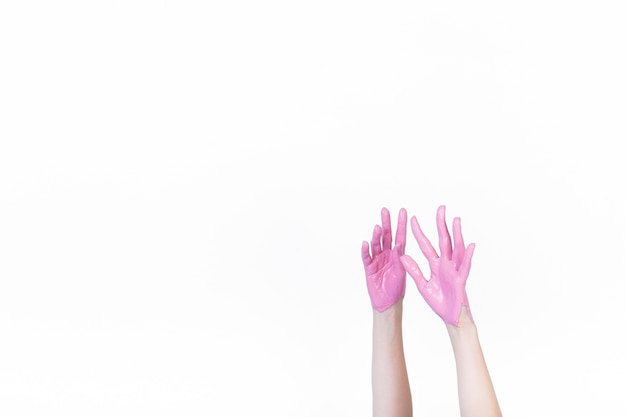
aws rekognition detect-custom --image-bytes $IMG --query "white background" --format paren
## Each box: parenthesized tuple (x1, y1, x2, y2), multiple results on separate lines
(1, 1, 625, 416)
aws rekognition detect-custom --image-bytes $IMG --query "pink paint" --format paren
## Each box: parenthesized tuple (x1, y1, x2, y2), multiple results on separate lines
(400, 205, 475, 326)
(361, 208, 408, 312)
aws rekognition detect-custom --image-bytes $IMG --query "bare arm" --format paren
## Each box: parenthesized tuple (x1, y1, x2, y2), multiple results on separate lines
(447, 307, 502, 417)
(372, 302, 412, 417)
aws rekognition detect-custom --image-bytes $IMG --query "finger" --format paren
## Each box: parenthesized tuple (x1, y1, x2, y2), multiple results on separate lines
(411, 216, 438, 260)
(437, 205, 452, 260)
(452, 217, 465, 268)
(459, 243, 475, 281)
(401, 255, 428, 292)
(361, 241, 372, 267)
(381, 207, 392, 251)
(371, 225, 383, 257)
(394, 208, 408, 253)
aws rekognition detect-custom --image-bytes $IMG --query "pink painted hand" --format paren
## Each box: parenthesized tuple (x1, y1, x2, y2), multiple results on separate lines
(400, 206, 475, 326)
(361, 208, 408, 312)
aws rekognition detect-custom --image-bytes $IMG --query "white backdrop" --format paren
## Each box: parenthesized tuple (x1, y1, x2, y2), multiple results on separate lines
(1, 1, 625, 416)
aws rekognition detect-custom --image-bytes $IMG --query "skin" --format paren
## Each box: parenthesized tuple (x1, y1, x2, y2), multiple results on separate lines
(372, 302, 412, 417)
(446, 307, 502, 417)
(362, 208, 412, 417)
(362, 205, 502, 417)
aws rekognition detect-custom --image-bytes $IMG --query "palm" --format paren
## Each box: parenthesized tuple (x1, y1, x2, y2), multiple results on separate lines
(419, 256, 470, 323)
(365, 248, 406, 309)
(400, 206, 475, 326)
(361, 208, 407, 312)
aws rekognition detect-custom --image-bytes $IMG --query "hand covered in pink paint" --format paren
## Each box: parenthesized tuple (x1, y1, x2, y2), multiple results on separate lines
(400, 206, 475, 326)
(361, 208, 408, 312)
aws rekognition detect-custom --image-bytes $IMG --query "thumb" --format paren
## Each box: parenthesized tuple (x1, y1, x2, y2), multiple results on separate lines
(400, 254, 427, 292)
(459, 243, 475, 282)
(392, 245, 407, 276)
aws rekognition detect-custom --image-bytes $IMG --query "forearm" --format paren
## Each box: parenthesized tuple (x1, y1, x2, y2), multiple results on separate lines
(446, 308, 501, 417)
(372, 302, 412, 417)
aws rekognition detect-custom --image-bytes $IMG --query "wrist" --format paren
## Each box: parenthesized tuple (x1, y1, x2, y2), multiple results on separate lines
(445, 306, 475, 336)
(373, 300, 403, 322)
(373, 301, 404, 344)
